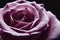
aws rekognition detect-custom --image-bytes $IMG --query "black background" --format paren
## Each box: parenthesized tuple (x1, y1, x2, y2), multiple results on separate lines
(0, 0, 60, 20)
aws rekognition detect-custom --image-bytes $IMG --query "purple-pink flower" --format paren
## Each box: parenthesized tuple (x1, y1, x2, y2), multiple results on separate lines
(0, 0, 60, 40)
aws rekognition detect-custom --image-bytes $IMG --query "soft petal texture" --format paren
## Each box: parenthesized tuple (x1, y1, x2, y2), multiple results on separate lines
(0, 0, 60, 40)
(46, 11, 60, 40)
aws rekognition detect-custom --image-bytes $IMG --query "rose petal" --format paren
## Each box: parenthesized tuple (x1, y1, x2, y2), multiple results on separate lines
(14, 22, 29, 28)
(28, 3, 49, 32)
(46, 11, 60, 40)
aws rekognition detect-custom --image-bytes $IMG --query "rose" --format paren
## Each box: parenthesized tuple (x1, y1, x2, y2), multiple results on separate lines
(0, 0, 60, 40)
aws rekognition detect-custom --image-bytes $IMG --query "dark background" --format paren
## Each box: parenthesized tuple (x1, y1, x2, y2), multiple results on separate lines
(0, 0, 60, 20)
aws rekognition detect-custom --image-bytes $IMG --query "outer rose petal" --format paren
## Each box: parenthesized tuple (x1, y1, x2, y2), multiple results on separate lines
(0, 8, 3, 40)
(46, 11, 60, 40)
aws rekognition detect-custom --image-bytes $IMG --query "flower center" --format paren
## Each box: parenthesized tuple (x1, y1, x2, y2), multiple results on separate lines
(11, 8, 34, 22)
(12, 10, 24, 20)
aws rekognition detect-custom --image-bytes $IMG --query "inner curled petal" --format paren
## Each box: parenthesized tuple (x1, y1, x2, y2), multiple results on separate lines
(11, 8, 34, 22)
